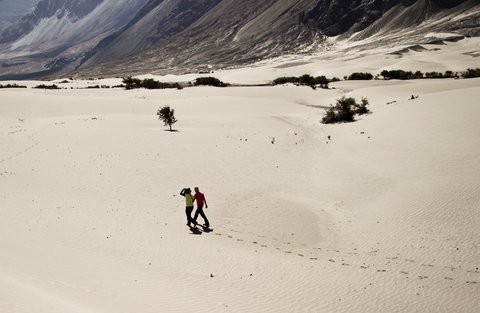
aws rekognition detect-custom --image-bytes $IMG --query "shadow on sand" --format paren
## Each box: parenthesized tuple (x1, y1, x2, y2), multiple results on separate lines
(189, 226, 202, 235)
(189, 225, 213, 235)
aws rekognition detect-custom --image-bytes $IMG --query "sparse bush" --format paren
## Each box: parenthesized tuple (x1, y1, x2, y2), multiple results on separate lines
(322, 96, 370, 124)
(413, 71, 424, 79)
(273, 76, 299, 85)
(425, 71, 444, 79)
(157, 106, 177, 131)
(299, 74, 316, 87)
(354, 97, 370, 115)
(322, 107, 338, 124)
(273, 74, 329, 89)
(0, 83, 27, 89)
(122, 77, 183, 90)
(33, 84, 60, 89)
(380, 69, 464, 80)
(444, 70, 456, 78)
(122, 77, 142, 90)
(194, 77, 228, 87)
(315, 75, 330, 88)
(462, 68, 480, 78)
(347, 72, 373, 80)
(381, 70, 419, 80)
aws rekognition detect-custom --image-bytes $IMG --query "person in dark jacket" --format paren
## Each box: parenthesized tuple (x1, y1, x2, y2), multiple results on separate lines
(193, 187, 209, 228)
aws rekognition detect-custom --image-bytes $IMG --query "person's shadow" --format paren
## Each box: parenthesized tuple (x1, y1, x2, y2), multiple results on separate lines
(189, 226, 202, 235)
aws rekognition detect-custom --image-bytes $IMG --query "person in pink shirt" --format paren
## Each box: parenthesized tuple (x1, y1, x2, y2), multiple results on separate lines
(193, 187, 209, 228)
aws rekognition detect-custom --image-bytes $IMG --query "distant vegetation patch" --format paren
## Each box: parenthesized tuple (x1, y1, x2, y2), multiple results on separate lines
(82, 85, 111, 89)
(194, 77, 229, 87)
(273, 74, 330, 89)
(462, 68, 480, 78)
(122, 77, 183, 90)
(380, 70, 424, 80)
(322, 97, 370, 124)
(346, 72, 373, 80)
(33, 84, 61, 89)
(424, 71, 456, 79)
(380, 68, 480, 80)
(0, 83, 27, 89)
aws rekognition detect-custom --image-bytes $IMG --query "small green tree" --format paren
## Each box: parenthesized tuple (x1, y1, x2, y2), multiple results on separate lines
(157, 106, 177, 131)
(194, 77, 228, 87)
(354, 97, 370, 115)
(322, 97, 370, 124)
(122, 76, 142, 89)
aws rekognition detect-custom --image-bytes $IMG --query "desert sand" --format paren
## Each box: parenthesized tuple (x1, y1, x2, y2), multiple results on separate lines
(0, 37, 479, 312)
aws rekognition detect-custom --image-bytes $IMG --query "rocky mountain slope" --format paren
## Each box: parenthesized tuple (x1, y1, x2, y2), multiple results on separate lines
(0, 0, 149, 79)
(0, 0, 479, 79)
(76, 0, 480, 77)
(0, 0, 41, 31)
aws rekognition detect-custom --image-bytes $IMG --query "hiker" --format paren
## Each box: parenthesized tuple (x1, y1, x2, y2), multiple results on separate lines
(193, 187, 210, 228)
(180, 188, 195, 227)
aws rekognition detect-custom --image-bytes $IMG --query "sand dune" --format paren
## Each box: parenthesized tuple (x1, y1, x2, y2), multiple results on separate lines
(1, 44, 480, 312)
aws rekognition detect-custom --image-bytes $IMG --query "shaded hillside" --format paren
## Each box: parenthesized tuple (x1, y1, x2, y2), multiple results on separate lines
(77, 0, 327, 76)
(352, 0, 480, 42)
(0, 0, 478, 79)
(74, 0, 479, 78)
(80, 0, 223, 68)
(0, 0, 104, 44)
(0, 0, 149, 79)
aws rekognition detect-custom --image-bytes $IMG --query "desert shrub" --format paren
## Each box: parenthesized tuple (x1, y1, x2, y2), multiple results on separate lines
(353, 97, 370, 115)
(315, 76, 330, 88)
(322, 107, 338, 124)
(141, 78, 180, 89)
(444, 70, 456, 78)
(157, 106, 177, 131)
(381, 70, 418, 80)
(413, 71, 424, 79)
(194, 77, 228, 87)
(299, 74, 316, 86)
(33, 84, 60, 89)
(273, 76, 299, 85)
(322, 96, 370, 124)
(122, 77, 142, 89)
(347, 72, 373, 80)
(0, 83, 27, 89)
(381, 69, 463, 80)
(273, 74, 329, 89)
(425, 71, 444, 78)
(122, 77, 183, 90)
(140, 78, 161, 89)
(462, 68, 480, 78)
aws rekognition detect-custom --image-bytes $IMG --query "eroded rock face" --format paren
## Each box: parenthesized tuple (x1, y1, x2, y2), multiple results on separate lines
(299, 0, 471, 36)
(0, 0, 104, 43)
(0, 0, 478, 79)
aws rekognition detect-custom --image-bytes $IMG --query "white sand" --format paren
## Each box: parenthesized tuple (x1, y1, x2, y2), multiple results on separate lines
(1, 38, 479, 312)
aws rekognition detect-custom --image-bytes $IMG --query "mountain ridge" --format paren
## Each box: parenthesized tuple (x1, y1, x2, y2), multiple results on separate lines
(0, 0, 479, 79)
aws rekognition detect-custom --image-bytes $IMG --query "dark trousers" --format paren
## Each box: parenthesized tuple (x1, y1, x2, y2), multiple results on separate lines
(186, 206, 194, 226)
(193, 205, 209, 228)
